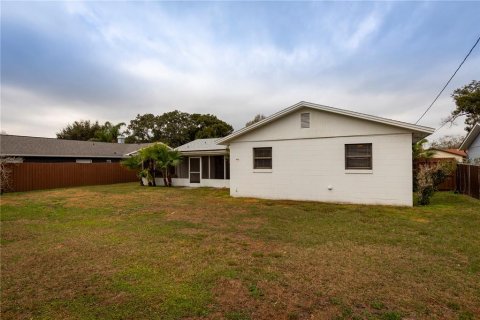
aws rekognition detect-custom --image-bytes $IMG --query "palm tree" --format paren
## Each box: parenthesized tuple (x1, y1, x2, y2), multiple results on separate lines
(120, 154, 144, 186)
(122, 143, 182, 187)
(412, 138, 434, 160)
(156, 148, 182, 187)
(93, 122, 126, 143)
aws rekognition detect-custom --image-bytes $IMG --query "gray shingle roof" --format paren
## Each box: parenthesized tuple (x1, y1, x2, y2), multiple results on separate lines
(0, 134, 153, 158)
(176, 138, 227, 152)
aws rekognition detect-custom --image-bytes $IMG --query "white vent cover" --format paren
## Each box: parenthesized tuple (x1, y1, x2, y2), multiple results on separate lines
(301, 112, 310, 128)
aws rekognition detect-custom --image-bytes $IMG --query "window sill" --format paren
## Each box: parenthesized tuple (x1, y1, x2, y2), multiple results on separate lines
(345, 169, 373, 174)
(253, 169, 273, 173)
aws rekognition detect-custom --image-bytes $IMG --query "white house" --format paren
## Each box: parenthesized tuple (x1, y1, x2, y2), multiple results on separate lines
(158, 139, 230, 188)
(459, 123, 480, 163)
(214, 101, 434, 206)
(430, 148, 466, 162)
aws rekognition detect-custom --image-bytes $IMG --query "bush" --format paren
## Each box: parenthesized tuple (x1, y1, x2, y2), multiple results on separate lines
(416, 162, 455, 205)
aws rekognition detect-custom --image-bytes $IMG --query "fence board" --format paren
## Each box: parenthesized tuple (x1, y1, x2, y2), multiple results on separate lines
(4, 163, 138, 193)
(456, 164, 480, 199)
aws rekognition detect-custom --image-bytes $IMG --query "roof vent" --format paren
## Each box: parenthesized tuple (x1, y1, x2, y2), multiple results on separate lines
(301, 112, 310, 128)
(117, 135, 125, 144)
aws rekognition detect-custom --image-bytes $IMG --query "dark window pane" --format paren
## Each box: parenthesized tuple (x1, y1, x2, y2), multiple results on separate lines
(346, 144, 371, 157)
(253, 147, 272, 158)
(346, 157, 371, 169)
(202, 156, 209, 179)
(254, 158, 272, 169)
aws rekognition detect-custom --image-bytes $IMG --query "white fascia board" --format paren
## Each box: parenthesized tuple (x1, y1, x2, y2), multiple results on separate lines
(459, 123, 480, 150)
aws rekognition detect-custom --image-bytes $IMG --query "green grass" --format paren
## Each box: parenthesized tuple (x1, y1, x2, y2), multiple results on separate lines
(1, 184, 479, 319)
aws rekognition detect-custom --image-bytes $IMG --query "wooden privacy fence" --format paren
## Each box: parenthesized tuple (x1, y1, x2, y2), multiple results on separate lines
(3, 162, 138, 193)
(413, 158, 457, 191)
(456, 164, 480, 200)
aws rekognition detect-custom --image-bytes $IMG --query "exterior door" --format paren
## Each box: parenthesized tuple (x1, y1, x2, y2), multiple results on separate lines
(189, 157, 201, 183)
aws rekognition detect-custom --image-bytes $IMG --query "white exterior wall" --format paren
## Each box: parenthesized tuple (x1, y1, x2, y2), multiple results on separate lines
(228, 108, 414, 206)
(467, 134, 480, 162)
(431, 150, 465, 162)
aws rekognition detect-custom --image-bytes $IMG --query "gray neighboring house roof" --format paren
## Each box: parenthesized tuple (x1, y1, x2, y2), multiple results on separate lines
(175, 138, 227, 155)
(0, 134, 153, 158)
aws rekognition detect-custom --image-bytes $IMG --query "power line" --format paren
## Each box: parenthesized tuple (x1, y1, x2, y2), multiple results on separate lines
(415, 34, 480, 125)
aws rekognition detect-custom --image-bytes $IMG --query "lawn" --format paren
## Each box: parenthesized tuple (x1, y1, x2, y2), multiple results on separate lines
(1, 184, 479, 320)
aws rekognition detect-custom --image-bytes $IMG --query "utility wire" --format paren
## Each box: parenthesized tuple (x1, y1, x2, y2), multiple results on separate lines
(415, 34, 480, 125)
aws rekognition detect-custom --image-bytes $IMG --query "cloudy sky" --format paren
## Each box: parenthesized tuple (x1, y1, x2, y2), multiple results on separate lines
(1, 1, 479, 140)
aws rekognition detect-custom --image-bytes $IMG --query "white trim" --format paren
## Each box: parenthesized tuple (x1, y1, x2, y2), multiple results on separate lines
(217, 101, 435, 144)
(253, 169, 272, 173)
(178, 150, 228, 156)
(345, 170, 373, 174)
(459, 123, 480, 150)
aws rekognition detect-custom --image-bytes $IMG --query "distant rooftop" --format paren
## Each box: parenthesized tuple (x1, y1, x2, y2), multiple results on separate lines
(0, 134, 153, 158)
(176, 138, 227, 152)
(431, 148, 467, 157)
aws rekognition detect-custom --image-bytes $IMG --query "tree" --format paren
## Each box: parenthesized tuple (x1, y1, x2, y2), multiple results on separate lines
(156, 110, 194, 148)
(120, 154, 144, 186)
(0, 158, 15, 193)
(412, 138, 434, 160)
(122, 143, 183, 187)
(416, 162, 455, 205)
(93, 122, 126, 143)
(56, 120, 101, 141)
(153, 145, 182, 187)
(245, 114, 266, 127)
(430, 135, 465, 149)
(125, 113, 157, 143)
(443, 80, 480, 132)
(190, 113, 233, 140)
(126, 111, 234, 147)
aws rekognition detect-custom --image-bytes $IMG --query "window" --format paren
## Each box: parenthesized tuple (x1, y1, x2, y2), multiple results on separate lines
(106, 160, 112, 163)
(76, 159, 92, 163)
(253, 147, 272, 169)
(345, 144, 372, 170)
(301, 112, 310, 128)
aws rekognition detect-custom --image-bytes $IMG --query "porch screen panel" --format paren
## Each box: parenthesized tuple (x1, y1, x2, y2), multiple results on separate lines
(209, 155, 225, 179)
(176, 158, 189, 178)
(202, 156, 209, 179)
(225, 157, 230, 179)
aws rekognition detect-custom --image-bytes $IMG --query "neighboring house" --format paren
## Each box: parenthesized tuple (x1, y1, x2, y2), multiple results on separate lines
(430, 148, 466, 162)
(0, 134, 152, 162)
(459, 123, 480, 163)
(162, 139, 230, 188)
(212, 101, 434, 206)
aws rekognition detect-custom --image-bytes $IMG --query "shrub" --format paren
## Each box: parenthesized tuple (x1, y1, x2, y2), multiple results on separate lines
(416, 162, 455, 205)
